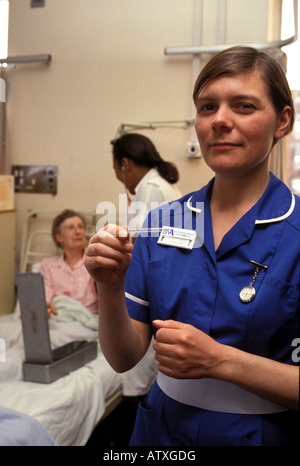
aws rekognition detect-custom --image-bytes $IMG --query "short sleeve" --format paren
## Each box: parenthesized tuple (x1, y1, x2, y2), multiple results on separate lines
(125, 235, 152, 324)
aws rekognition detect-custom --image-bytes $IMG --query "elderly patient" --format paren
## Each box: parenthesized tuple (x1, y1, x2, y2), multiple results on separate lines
(39, 209, 98, 316)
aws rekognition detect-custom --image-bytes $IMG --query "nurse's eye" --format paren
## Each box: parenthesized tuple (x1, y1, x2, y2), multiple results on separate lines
(235, 102, 255, 113)
(197, 103, 217, 114)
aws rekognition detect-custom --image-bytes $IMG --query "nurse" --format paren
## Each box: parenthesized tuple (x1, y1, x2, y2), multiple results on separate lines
(111, 133, 181, 240)
(85, 46, 299, 446)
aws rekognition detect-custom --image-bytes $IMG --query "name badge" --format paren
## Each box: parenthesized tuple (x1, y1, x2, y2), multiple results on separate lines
(157, 226, 197, 250)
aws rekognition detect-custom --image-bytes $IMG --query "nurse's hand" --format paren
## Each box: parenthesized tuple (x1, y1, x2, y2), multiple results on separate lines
(85, 224, 133, 288)
(153, 319, 223, 379)
(153, 320, 300, 411)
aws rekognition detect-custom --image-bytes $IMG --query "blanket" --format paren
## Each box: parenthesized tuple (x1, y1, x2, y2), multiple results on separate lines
(52, 295, 98, 331)
(0, 296, 98, 383)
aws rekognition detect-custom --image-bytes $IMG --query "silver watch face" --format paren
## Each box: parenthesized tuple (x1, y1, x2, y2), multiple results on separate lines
(239, 286, 256, 303)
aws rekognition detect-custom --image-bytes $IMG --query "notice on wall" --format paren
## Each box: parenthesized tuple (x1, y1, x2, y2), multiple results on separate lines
(0, 175, 14, 211)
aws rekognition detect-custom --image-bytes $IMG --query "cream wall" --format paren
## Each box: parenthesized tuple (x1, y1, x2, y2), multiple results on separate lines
(6, 0, 281, 262)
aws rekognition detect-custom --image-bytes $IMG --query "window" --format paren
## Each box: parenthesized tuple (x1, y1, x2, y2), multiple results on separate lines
(0, 0, 9, 60)
(282, 0, 300, 90)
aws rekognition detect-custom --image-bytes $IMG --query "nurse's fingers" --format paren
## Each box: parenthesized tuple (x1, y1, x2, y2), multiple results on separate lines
(101, 223, 130, 240)
(153, 321, 191, 349)
(86, 224, 133, 271)
(90, 224, 130, 243)
(88, 225, 132, 254)
(153, 320, 205, 351)
(86, 239, 132, 266)
(153, 320, 191, 342)
(153, 320, 184, 330)
(85, 228, 133, 286)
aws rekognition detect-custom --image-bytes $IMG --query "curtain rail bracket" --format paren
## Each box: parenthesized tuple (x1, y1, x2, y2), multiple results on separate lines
(0, 54, 51, 65)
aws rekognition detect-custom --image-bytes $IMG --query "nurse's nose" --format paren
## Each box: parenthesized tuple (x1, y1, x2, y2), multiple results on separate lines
(211, 105, 233, 131)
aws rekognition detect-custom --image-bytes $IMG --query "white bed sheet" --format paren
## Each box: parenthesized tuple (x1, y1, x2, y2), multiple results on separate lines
(0, 298, 157, 446)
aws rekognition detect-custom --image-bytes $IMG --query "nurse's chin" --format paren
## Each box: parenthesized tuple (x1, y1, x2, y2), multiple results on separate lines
(208, 160, 268, 179)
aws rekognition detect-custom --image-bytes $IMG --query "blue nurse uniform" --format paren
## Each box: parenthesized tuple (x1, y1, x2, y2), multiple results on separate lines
(125, 173, 300, 446)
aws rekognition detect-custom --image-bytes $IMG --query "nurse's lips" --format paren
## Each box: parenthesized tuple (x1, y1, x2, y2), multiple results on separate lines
(209, 142, 240, 149)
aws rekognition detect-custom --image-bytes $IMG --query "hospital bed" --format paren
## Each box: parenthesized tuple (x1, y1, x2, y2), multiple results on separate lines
(0, 210, 157, 446)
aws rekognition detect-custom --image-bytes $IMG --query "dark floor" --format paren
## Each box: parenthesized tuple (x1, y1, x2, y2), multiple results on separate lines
(85, 397, 142, 447)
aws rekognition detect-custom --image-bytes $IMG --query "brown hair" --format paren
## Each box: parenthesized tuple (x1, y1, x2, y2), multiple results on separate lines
(193, 46, 295, 136)
(52, 209, 86, 248)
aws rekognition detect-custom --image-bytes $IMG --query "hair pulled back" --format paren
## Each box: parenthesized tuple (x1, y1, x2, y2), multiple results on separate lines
(193, 46, 295, 135)
(111, 133, 179, 184)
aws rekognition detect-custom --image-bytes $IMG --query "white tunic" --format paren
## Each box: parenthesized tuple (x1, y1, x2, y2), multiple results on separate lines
(128, 168, 182, 234)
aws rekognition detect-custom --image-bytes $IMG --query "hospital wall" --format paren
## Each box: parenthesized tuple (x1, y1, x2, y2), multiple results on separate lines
(6, 0, 282, 262)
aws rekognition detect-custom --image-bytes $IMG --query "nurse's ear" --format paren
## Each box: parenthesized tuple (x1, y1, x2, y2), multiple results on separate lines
(121, 157, 131, 172)
(274, 105, 292, 144)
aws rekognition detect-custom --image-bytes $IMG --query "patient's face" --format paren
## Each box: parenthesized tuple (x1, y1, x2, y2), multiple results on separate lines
(56, 216, 86, 251)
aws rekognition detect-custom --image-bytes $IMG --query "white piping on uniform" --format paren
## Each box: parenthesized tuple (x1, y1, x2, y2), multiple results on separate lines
(187, 191, 295, 224)
(187, 196, 202, 213)
(125, 292, 149, 307)
(255, 193, 295, 224)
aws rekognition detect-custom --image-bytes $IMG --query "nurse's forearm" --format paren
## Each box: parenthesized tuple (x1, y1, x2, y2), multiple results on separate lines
(215, 344, 299, 412)
(97, 282, 148, 373)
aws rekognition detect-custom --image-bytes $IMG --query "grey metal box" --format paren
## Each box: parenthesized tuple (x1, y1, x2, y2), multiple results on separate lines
(23, 341, 98, 384)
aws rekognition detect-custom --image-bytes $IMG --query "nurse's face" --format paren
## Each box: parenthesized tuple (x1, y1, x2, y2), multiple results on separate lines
(194, 70, 290, 178)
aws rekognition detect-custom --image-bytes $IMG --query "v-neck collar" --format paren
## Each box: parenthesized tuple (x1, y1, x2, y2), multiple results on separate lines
(187, 172, 295, 260)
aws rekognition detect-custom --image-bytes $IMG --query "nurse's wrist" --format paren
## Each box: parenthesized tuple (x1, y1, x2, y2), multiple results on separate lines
(97, 280, 127, 311)
(210, 343, 261, 389)
(207, 343, 240, 383)
(96, 276, 126, 292)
